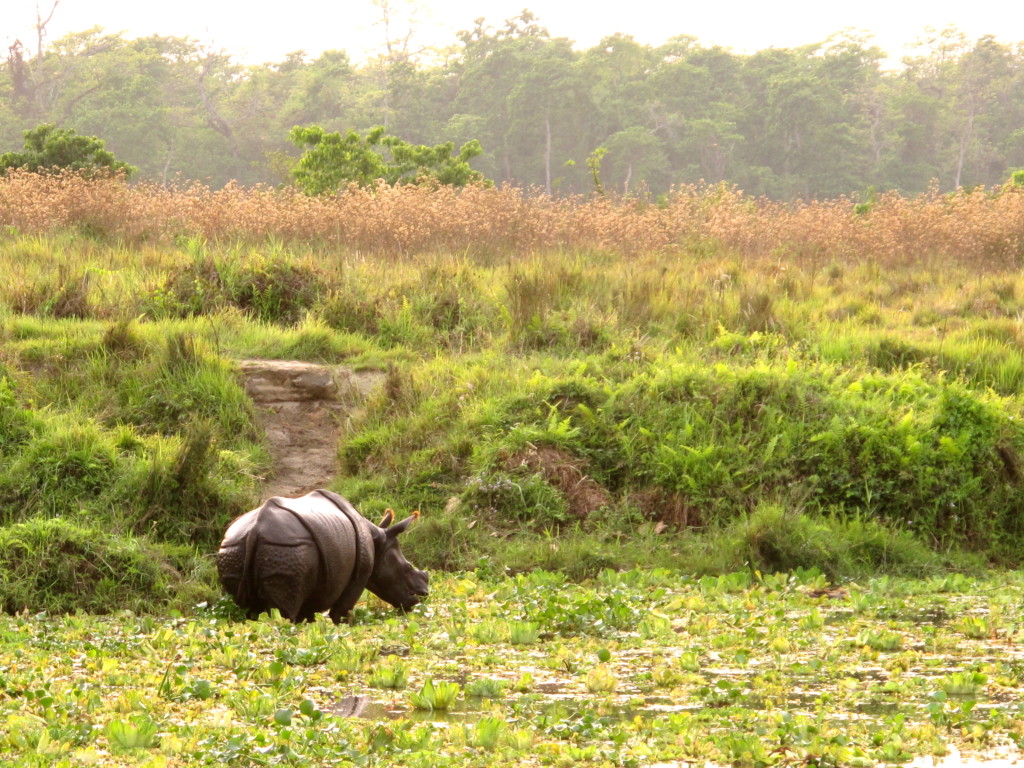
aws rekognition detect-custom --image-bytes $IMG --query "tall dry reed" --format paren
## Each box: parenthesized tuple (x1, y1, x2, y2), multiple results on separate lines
(2, 170, 1023, 268)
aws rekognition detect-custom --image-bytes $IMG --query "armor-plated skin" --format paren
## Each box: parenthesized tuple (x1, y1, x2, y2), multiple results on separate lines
(217, 490, 428, 623)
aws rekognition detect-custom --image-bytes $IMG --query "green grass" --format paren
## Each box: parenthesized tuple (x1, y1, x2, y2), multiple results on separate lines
(8, 197, 1024, 762)
(2, 231, 1024, 609)
(0, 517, 215, 615)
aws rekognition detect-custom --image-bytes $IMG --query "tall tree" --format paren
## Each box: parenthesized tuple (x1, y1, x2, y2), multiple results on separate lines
(3, 15, 1024, 196)
(289, 124, 485, 192)
(0, 122, 135, 175)
(649, 40, 744, 185)
(735, 38, 881, 197)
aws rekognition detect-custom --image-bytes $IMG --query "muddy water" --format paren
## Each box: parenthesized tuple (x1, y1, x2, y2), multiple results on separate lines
(331, 690, 1024, 768)
(330, 690, 694, 722)
(907, 746, 1024, 768)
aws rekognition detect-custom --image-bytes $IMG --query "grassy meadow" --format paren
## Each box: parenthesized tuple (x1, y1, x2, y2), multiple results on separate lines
(3, 174, 1024, 764)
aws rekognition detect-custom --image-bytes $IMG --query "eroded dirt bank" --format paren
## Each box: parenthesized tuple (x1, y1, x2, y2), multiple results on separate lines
(237, 360, 385, 499)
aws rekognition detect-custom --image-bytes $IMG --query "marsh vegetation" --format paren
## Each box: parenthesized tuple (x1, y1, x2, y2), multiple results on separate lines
(4, 570, 1024, 766)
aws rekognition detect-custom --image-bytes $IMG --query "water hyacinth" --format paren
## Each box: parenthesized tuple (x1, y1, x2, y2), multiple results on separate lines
(0, 571, 1023, 765)
(410, 679, 461, 711)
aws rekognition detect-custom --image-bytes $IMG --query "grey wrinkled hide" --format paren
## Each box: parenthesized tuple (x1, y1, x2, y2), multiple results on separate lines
(217, 490, 428, 623)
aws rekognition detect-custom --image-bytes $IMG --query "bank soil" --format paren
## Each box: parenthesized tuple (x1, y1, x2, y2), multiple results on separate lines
(238, 360, 385, 498)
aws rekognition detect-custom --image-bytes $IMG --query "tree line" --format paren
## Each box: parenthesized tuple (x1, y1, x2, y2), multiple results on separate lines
(3, 10, 1023, 198)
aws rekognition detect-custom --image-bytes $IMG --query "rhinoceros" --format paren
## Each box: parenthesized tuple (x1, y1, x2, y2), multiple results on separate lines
(217, 489, 428, 623)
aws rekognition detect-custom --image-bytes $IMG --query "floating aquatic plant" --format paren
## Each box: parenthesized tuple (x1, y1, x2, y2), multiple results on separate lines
(104, 717, 160, 753)
(466, 678, 507, 699)
(410, 679, 461, 711)
(369, 659, 409, 690)
(508, 621, 540, 645)
(855, 630, 903, 652)
(585, 665, 618, 693)
(955, 615, 992, 640)
(468, 716, 507, 748)
(939, 671, 987, 697)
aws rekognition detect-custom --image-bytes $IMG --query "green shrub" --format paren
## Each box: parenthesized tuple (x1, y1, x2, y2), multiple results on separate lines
(0, 412, 256, 545)
(319, 289, 382, 335)
(226, 261, 325, 324)
(7, 268, 95, 319)
(0, 124, 136, 177)
(725, 503, 942, 581)
(461, 470, 569, 526)
(868, 337, 929, 371)
(0, 518, 215, 615)
(0, 422, 118, 517)
(335, 349, 1024, 562)
(149, 254, 325, 324)
(0, 340, 260, 544)
(123, 419, 257, 545)
(115, 333, 259, 440)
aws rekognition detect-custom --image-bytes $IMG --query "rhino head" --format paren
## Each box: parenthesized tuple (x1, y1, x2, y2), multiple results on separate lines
(367, 509, 429, 611)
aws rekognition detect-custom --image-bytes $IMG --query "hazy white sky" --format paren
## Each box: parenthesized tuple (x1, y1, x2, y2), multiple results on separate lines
(4, 0, 1022, 66)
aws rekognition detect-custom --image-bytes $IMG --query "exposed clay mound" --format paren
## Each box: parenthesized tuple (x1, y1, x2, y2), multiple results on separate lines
(238, 360, 385, 499)
(505, 446, 611, 519)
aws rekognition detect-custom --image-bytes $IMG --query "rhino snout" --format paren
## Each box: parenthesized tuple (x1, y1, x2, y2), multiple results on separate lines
(398, 570, 429, 610)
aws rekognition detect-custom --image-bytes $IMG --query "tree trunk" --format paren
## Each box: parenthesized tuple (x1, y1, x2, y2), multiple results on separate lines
(35, 1, 59, 62)
(198, 56, 239, 159)
(544, 112, 552, 196)
(955, 111, 974, 189)
(161, 144, 175, 186)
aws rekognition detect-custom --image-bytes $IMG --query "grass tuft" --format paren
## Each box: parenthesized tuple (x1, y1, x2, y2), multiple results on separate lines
(0, 517, 215, 615)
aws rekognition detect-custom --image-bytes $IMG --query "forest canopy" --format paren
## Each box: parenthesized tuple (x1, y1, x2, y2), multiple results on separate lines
(2, 11, 1023, 198)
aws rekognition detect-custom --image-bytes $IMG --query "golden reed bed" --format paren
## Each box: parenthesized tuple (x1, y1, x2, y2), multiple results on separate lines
(1, 170, 1023, 268)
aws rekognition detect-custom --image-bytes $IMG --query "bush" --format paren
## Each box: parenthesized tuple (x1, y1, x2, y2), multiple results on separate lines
(123, 419, 257, 545)
(0, 124, 136, 177)
(289, 125, 486, 193)
(334, 349, 1024, 560)
(150, 255, 325, 324)
(461, 470, 569, 526)
(0, 422, 119, 518)
(0, 373, 38, 452)
(0, 339, 260, 544)
(725, 503, 942, 581)
(0, 518, 215, 615)
(115, 333, 259, 440)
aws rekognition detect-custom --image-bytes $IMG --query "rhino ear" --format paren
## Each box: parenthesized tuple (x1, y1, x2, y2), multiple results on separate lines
(378, 508, 396, 528)
(387, 510, 420, 537)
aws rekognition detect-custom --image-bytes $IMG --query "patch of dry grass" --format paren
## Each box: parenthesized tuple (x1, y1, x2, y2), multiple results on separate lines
(2, 171, 1024, 268)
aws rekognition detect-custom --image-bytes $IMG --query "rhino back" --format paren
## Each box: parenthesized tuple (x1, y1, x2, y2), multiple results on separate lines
(283, 492, 362, 609)
(218, 491, 381, 621)
(217, 494, 363, 617)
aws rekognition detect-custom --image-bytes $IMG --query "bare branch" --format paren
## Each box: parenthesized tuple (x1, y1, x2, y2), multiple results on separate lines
(35, 0, 60, 61)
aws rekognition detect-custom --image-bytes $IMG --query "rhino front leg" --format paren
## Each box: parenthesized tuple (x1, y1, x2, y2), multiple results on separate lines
(328, 596, 359, 624)
(328, 564, 370, 624)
